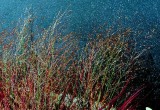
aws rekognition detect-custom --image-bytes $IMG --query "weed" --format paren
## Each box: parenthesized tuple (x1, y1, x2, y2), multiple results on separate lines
(0, 11, 146, 110)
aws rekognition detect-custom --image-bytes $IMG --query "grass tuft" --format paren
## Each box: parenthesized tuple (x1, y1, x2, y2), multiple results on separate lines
(0, 11, 146, 110)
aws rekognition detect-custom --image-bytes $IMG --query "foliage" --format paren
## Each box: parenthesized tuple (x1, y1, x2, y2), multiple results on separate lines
(0, 12, 145, 110)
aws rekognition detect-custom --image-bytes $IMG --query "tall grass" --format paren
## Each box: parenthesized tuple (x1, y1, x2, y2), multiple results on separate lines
(0, 11, 145, 110)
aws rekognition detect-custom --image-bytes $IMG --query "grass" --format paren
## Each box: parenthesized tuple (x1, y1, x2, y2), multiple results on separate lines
(0, 11, 146, 110)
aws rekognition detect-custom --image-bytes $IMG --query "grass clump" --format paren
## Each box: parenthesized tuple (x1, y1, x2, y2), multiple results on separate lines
(0, 12, 145, 110)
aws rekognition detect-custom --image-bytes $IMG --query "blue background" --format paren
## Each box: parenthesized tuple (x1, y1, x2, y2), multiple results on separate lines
(0, 0, 160, 66)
